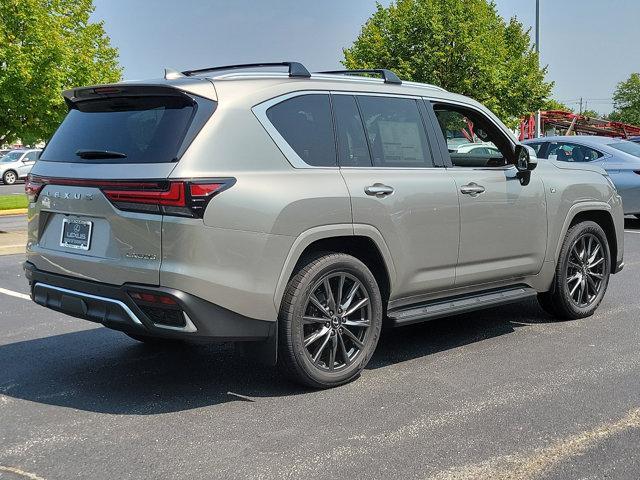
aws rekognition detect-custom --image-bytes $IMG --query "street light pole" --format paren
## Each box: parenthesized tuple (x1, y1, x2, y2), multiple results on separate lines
(535, 0, 541, 137)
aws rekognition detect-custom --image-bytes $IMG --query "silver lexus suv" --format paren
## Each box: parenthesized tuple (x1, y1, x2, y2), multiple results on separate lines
(25, 62, 624, 388)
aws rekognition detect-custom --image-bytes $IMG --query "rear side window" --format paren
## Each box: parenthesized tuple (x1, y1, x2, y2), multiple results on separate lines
(266, 94, 336, 167)
(609, 141, 640, 157)
(547, 142, 603, 162)
(357, 96, 433, 168)
(41, 96, 198, 164)
(332, 95, 372, 167)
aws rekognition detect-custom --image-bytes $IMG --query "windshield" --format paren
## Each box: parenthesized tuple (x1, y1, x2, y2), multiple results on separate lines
(41, 96, 197, 164)
(609, 140, 640, 157)
(1, 151, 23, 162)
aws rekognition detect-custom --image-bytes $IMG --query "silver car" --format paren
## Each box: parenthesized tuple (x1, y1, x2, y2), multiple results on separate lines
(524, 135, 640, 216)
(24, 63, 624, 388)
(0, 149, 40, 184)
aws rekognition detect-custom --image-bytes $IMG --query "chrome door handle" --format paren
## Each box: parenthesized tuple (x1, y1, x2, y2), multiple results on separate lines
(365, 183, 395, 197)
(460, 182, 486, 196)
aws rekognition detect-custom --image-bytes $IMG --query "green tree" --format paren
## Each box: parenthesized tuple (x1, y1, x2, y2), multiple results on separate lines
(541, 98, 572, 112)
(0, 0, 121, 145)
(580, 109, 601, 119)
(343, 0, 553, 127)
(609, 73, 640, 126)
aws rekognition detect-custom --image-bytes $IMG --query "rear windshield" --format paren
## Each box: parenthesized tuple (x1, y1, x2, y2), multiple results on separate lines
(609, 141, 640, 158)
(41, 96, 196, 163)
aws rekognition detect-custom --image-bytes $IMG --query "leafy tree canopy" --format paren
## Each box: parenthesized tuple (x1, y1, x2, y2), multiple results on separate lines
(343, 0, 553, 127)
(609, 73, 640, 126)
(580, 109, 601, 119)
(541, 98, 572, 112)
(0, 0, 121, 145)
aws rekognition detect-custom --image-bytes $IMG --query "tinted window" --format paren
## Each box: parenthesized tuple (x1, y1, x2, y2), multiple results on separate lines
(547, 142, 602, 162)
(332, 95, 372, 167)
(357, 96, 433, 168)
(527, 142, 545, 156)
(267, 94, 336, 167)
(434, 105, 511, 167)
(609, 141, 640, 157)
(24, 151, 39, 161)
(41, 96, 197, 163)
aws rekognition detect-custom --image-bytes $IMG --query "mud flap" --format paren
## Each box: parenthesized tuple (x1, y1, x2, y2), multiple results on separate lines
(237, 321, 278, 366)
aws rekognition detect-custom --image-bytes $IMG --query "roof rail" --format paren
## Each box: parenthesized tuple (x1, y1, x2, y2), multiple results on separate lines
(317, 69, 402, 85)
(182, 62, 311, 78)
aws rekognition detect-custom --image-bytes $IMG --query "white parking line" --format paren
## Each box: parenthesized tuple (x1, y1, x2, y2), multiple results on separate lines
(624, 230, 640, 234)
(0, 287, 30, 300)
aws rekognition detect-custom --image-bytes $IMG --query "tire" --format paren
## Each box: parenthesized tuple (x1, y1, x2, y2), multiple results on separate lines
(2, 170, 17, 185)
(538, 221, 611, 320)
(278, 252, 383, 388)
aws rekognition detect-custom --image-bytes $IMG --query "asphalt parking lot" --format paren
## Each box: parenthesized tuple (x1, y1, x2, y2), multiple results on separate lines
(1, 221, 640, 480)
(0, 182, 26, 196)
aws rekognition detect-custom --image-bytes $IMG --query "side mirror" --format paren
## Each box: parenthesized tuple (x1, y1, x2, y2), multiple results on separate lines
(514, 144, 537, 172)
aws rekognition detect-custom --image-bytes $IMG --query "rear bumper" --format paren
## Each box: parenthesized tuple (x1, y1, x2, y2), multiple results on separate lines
(23, 262, 275, 342)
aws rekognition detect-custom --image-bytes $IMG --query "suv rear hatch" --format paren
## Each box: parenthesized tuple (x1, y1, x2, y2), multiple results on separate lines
(26, 83, 217, 286)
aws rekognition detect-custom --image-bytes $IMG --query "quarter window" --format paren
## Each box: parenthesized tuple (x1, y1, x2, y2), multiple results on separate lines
(356, 96, 433, 168)
(266, 94, 336, 167)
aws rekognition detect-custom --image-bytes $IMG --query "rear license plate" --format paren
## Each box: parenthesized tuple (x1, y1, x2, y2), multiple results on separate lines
(60, 218, 92, 251)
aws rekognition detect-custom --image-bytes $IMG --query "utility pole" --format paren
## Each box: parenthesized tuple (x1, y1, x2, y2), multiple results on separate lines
(535, 0, 541, 137)
(579, 97, 583, 115)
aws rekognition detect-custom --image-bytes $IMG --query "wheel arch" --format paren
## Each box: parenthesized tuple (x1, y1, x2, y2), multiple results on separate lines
(556, 204, 618, 273)
(273, 224, 396, 312)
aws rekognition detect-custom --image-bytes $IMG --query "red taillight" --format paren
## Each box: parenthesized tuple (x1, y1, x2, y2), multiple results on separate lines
(102, 182, 187, 207)
(27, 176, 234, 217)
(25, 175, 45, 202)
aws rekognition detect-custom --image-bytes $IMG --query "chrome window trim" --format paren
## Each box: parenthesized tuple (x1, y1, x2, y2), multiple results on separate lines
(425, 97, 518, 148)
(252, 91, 337, 169)
(34, 282, 143, 326)
(254, 90, 436, 169)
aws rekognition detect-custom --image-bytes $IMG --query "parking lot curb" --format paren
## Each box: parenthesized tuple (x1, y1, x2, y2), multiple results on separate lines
(0, 208, 28, 216)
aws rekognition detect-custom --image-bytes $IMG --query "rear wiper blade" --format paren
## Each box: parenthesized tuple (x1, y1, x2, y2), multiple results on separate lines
(75, 149, 127, 159)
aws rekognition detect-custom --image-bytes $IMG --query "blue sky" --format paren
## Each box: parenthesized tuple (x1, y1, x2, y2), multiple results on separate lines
(92, 0, 640, 114)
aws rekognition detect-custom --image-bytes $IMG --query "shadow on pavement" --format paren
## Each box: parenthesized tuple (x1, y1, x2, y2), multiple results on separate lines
(0, 298, 551, 415)
(624, 217, 640, 230)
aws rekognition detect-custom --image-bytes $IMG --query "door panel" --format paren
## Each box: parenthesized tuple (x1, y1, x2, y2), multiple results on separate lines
(448, 167, 547, 286)
(427, 100, 548, 287)
(341, 168, 460, 298)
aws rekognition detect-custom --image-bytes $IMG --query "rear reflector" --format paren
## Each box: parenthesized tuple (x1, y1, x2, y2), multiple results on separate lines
(129, 291, 177, 305)
(25, 176, 45, 202)
(26, 175, 234, 218)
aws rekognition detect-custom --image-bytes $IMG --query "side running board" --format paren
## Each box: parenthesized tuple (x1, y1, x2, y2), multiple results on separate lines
(387, 286, 537, 327)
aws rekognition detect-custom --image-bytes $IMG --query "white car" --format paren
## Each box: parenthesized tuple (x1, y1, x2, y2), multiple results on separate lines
(0, 149, 41, 184)
(455, 142, 501, 155)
